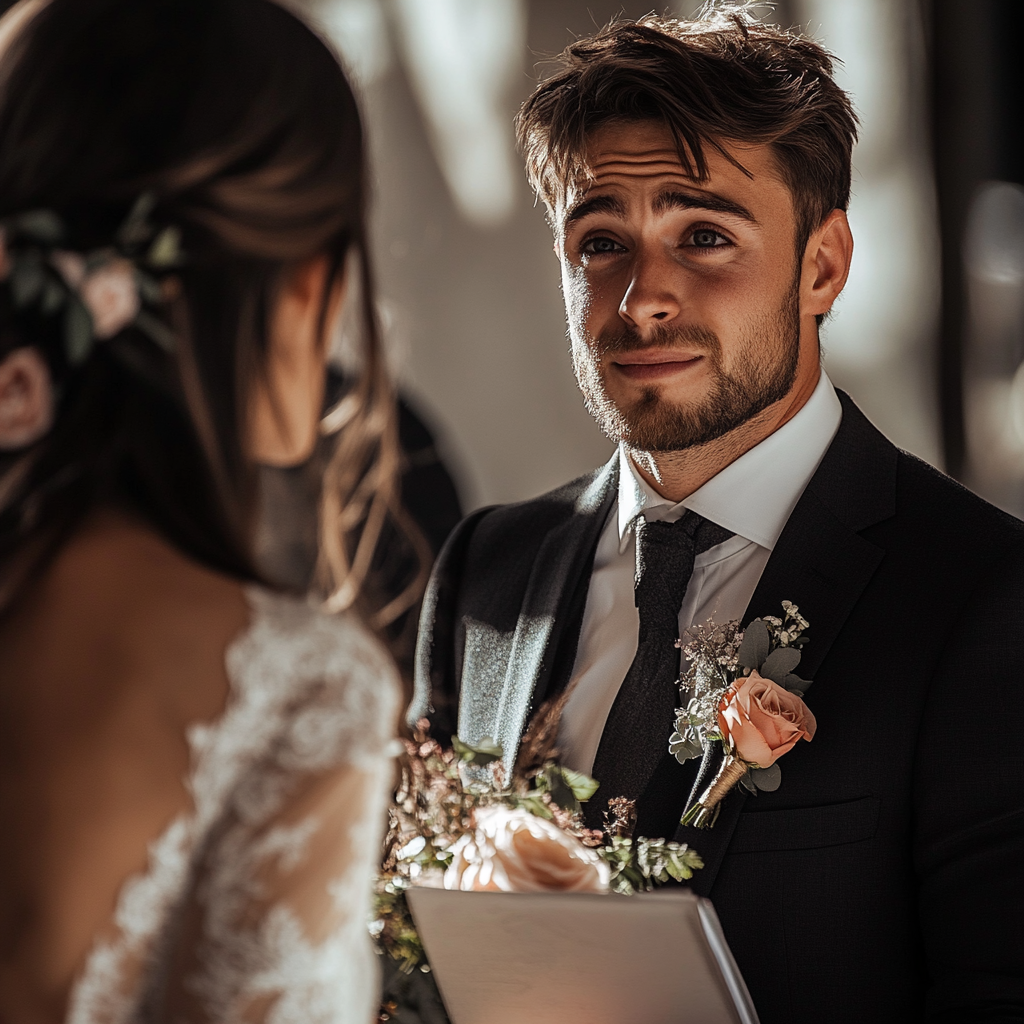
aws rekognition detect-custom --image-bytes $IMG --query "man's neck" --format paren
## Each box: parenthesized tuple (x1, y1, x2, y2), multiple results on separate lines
(628, 368, 821, 503)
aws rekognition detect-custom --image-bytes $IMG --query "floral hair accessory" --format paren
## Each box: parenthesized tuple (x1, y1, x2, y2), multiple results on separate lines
(0, 193, 184, 366)
(0, 347, 54, 450)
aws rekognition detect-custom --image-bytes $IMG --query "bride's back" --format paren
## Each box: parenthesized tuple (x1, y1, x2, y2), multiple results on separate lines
(0, 516, 246, 1020)
(0, 1, 404, 1020)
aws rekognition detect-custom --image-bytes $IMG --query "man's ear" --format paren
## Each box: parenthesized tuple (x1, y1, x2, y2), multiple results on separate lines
(801, 209, 853, 319)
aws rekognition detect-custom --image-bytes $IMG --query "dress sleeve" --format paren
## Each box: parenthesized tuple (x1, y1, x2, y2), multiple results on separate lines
(157, 618, 400, 1024)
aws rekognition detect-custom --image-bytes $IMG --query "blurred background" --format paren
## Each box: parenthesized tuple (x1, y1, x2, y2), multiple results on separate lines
(283, 0, 1024, 521)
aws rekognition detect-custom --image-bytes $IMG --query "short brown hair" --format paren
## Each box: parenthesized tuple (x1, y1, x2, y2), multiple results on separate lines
(516, 6, 858, 251)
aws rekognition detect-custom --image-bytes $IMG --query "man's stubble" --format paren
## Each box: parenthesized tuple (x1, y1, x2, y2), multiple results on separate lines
(571, 278, 802, 453)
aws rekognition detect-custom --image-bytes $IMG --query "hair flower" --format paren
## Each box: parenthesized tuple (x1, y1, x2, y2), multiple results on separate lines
(80, 259, 141, 339)
(0, 194, 183, 366)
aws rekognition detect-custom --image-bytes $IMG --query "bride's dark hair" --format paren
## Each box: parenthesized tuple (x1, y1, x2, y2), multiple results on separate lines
(0, 0, 418, 622)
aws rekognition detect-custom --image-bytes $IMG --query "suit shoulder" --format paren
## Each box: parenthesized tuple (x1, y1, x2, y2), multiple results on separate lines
(895, 449, 1024, 543)
(461, 462, 614, 550)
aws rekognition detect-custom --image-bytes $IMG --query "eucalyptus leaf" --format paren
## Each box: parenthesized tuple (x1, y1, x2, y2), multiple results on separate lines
(783, 673, 812, 695)
(750, 763, 782, 792)
(739, 772, 758, 795)
(737, 619, 770, 669)
(64, 301, 94, 365)
(760, 646, 801, 683)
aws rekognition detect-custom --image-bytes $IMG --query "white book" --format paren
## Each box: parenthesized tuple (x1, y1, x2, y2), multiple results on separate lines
(406, 887, 760, 1024)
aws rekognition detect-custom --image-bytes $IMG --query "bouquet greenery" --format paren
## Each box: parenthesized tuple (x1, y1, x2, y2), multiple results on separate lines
(374, 700, 703, 1021)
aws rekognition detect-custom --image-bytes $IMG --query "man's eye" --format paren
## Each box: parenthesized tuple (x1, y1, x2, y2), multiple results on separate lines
(689, 229, 729, 249)
(581, 237, 623, 255)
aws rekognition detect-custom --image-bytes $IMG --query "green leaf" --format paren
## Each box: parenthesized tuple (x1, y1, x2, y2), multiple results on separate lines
(40, 279, 66, 315)
(135, 271, 163, 304)
(750, 763, 781, 792)
(147, 225, 183, 267)
(13, 209, 63, 244)
(515, 795, 553, 820)
(543, 767, 581, 814)
(118, 192, 157, 247)
(737, 619, 770, 670)
(11, 262, 44, 306)
(451, 735, 502, 766)
(64, 300, 94, 364)
(559, 766, 599, 802)
(134, 310, 176, 352)
(784, 673, 812, 695)
(760, 646, 801, 684)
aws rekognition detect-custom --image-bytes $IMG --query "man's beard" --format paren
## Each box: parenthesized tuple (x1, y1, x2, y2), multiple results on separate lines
(572, 281, 802, 452)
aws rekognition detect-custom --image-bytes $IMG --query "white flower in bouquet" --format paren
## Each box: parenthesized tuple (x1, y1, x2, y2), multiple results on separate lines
(443, 805, 610, 893)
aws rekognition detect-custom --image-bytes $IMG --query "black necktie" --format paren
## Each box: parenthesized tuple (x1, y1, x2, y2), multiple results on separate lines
(587, 512, 734, 828)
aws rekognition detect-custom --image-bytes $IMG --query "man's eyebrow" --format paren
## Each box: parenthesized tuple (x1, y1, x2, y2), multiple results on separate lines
(562, 193, 626, 227)
(653, 189, 758, 224)
(562, 188, 759, 228)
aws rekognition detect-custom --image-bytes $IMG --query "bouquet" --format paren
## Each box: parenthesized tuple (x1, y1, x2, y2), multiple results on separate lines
(671, 601, 817, 828)
(374, 701, 704, 1021)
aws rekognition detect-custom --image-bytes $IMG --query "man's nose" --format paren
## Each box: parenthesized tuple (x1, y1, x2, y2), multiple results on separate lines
(618, 251, 682, 331)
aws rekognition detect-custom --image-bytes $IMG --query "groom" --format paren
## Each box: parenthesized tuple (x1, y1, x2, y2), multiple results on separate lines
(412, 12, 1024, 1024)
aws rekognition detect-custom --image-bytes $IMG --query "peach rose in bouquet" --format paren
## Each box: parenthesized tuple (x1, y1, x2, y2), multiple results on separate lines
(443, 806, 610, 894)
(718, 671, 817, 767)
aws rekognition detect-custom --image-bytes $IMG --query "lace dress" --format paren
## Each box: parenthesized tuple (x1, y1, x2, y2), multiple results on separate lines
(65, 586, 400, 1024)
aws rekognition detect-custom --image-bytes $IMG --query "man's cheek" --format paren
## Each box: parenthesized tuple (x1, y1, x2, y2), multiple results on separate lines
(561, 261, 594, 333)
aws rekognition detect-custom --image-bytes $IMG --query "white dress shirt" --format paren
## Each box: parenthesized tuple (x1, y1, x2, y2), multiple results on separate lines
(557, 371, 843, 775)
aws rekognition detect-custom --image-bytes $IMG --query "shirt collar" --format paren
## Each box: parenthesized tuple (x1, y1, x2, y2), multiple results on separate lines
(617, 370, 843, 553)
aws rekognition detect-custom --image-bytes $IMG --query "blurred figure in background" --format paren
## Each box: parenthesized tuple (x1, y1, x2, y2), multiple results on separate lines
(0, 0, 416, 1020)
(259, 369, 463, 684)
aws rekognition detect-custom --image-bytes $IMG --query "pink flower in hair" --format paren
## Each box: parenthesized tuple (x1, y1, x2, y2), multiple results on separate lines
(51, 249, 86, 289)
(79, 258, 140, 338)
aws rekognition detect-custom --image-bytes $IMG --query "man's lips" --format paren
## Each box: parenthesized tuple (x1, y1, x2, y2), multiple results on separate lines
(610, 350, 706, 381)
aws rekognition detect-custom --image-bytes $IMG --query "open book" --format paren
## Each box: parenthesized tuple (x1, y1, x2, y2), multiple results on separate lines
(406, 887, 759, 1024)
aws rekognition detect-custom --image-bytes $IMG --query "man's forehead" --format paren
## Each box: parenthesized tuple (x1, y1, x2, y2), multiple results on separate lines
(584, 120, 691, 166)
(556, 123, 782, 224)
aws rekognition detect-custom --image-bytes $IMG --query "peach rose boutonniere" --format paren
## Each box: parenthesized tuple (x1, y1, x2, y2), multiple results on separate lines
(671, 601, 817, 828)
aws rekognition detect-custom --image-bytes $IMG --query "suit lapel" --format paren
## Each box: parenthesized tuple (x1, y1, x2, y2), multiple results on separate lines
(484, 456, 618, 773)
(676, 394, 898, 893)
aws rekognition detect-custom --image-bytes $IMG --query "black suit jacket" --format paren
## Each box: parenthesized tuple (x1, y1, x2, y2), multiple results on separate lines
(412, 393, 1024, 1024)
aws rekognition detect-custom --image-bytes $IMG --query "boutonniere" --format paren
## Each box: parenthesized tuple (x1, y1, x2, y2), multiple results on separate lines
(669, 601, 816, 828)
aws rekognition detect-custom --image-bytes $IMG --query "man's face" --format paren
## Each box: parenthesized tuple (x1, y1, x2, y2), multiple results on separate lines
(556, 121, 811, 452)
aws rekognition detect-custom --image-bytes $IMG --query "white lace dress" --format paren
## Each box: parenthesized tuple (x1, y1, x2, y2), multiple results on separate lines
(65, 586, 400, 1024)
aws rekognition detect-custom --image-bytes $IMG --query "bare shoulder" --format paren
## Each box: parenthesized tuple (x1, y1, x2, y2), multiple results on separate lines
(0, 512, 251, 1011)
(3, 510, 249, 725)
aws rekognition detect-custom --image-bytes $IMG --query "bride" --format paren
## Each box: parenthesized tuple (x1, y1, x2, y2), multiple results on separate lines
(0, 0, 412, 1021)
